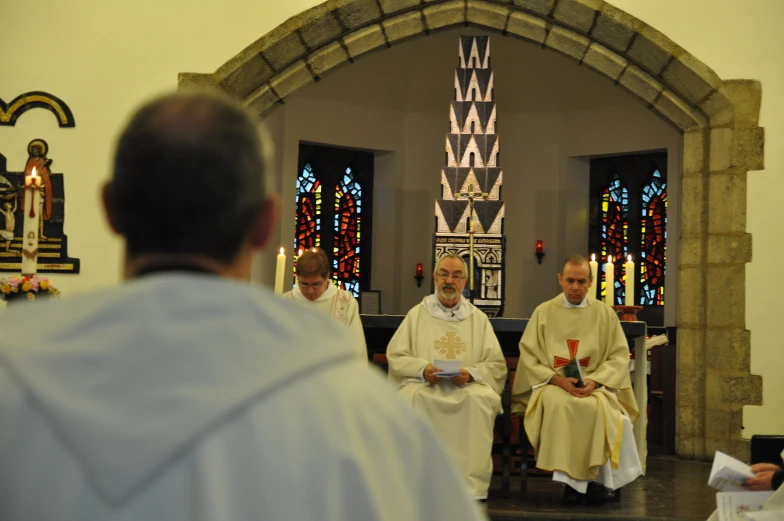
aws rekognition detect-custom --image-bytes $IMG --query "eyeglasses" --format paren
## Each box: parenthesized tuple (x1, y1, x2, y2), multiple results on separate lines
(298, 279, 327, 289)
(436, 271, 466, 282)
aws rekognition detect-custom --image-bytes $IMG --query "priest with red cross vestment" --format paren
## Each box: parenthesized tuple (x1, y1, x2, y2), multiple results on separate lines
(386, 254, 507, 500)
(512, 254, 642, 506)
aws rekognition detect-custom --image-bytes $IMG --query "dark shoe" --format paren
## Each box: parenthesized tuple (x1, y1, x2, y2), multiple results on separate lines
(585, 482, 614, 506)
(562, 485, 584, 506)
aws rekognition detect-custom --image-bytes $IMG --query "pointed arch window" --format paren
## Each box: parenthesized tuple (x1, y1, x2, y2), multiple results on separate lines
(589, 152, 668, 323)
(640, 169, 667, 305)
(294, 163, 322, 252)
(600, 174, 629, 305)
(295, 143, 374, 298)
(333, 168, 363, 297)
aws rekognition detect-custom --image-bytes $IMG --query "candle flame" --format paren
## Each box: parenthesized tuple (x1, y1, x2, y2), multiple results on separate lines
(31, 167, 38, 179)
(279, 247, 284, 255)
(608, 255, 612, 263)
(591, 253, 595, 261)
(298, 248, 303, 256)
(627, 254, 633, 262)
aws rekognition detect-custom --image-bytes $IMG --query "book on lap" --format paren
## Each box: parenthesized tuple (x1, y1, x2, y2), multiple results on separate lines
(563, 357, 585, 388)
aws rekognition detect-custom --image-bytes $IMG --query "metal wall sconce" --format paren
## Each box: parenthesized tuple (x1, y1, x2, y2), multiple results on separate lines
(535, 240, 545, 264)
(415, 263, 424, 287)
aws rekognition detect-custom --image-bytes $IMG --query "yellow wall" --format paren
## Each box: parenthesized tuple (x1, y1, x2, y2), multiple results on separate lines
(2, 0, 782, 436)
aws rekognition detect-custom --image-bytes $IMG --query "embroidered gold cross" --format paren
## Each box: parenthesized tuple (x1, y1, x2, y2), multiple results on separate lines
(435, 332, 466, 359)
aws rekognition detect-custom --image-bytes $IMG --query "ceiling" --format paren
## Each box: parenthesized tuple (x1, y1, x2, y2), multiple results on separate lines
(291, 27, 642, 113)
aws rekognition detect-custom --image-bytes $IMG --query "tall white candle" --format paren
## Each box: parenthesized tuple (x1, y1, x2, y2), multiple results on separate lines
(625, 254, 635, 306)
(21, 168, 42, 276)
(605, 255, 614, 305)
(274, 247, 286, 295)
(589, 254, 598, 297)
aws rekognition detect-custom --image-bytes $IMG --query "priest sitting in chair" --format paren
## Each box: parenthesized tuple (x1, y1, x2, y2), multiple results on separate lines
(386, 253, 507, 500)
(512, 254, 642, 506)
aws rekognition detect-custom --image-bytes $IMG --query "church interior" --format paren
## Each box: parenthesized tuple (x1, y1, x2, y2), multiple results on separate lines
(2, 0, 783, 519)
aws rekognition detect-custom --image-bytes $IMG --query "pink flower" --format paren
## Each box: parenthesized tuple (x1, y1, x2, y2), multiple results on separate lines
(30, 281, 39, 291)
(8, 278, 19, 288)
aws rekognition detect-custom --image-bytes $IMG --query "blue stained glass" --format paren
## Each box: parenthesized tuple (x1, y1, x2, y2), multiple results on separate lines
(333, 168, 363, 297)
(639, 169, 667, 306)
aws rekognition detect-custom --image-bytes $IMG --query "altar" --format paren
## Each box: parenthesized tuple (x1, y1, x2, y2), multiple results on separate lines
(361, 314, 650, 471)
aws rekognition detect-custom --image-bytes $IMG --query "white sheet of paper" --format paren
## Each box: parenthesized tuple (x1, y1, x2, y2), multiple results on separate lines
(709, 451, 755, 491)
(433, 360, 461, 373)
(646, 334, 669, 350)
(716, 491, 773, 521)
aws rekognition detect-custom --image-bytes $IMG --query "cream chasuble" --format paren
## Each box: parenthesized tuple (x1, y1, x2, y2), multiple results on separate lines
(283, 284, 367, 361)
(387, 295, 507, 498)
(512, 294, 639, 484)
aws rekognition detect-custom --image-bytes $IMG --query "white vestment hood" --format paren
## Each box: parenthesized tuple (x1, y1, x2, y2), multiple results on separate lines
(0, 273, 357, 506)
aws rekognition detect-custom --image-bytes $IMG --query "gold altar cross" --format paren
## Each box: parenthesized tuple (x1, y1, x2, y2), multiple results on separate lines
(434, 331, 466, 359)
(456, 183, 488, 292)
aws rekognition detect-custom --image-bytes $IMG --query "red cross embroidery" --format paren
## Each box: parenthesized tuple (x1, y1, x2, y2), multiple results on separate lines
(553, 339, 591, 368)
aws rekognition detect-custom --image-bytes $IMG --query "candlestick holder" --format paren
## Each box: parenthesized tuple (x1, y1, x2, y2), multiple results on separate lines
(612, 305, 643, 322)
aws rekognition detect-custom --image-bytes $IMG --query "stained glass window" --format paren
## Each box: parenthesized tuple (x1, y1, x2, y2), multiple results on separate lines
(640, 169, 667, 305)
(600, 174, 628, 305)
(333, 168, 362, 297)
(295, 144, 374, 297)
(294, 164, 321, 277)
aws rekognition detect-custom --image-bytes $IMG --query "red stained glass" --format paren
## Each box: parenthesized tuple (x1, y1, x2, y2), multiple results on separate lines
(332, 168, 362, 297)
(640, 170, 667, 306)
(600, 175, 629, 305)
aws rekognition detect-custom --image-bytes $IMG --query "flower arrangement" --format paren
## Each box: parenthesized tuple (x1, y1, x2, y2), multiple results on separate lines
(0, 274, 61, 303)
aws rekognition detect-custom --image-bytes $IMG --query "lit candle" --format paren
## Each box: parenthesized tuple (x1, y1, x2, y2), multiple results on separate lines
(294, 248, 303, 286)
(605, 255, 614, 305)
(22, 167, 42, 275)
(625, 255, 635, 306)
(274, 247, 286, 295)
(589, 254, 598, 296)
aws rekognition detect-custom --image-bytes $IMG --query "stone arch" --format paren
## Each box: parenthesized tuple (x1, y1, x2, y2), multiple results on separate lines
(181, 0, 764, 460)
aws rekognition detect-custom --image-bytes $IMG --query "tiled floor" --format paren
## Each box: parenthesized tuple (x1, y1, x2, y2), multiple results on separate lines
(485, 455, 716, 521)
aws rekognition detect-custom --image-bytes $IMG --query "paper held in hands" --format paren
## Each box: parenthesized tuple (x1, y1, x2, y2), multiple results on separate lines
(433, 360, 462, 378)
(709, 451, 755, 491)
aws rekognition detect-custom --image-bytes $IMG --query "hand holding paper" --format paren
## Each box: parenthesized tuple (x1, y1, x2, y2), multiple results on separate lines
(433, 359, 462, 378)
(709, 451, 755, 492)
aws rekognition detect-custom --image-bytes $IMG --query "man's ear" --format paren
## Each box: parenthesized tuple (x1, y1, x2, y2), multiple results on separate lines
(101, 182, 121, 235)
(248, 194, 279, 250)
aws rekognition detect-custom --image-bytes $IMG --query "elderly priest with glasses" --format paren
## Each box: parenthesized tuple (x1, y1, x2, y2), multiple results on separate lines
(282, 247, 367, 361)
(386, 253, 507, 500)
